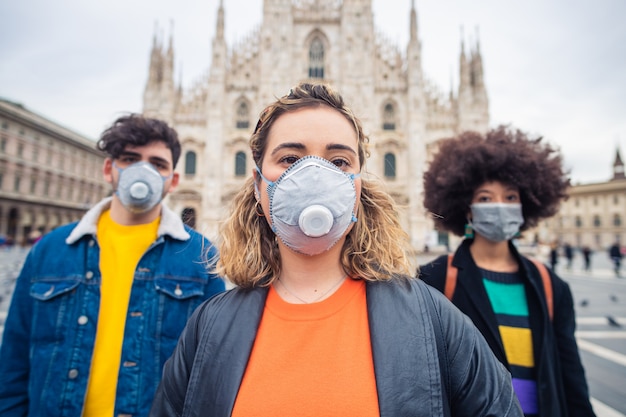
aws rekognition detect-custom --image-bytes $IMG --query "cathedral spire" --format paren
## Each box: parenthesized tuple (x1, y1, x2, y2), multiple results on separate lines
(470, 26, 484, 89)
(459, 26, 470, 95)
(143, 21, 176, 122)
(475, 26, 481, 55)
(166, 19, 175, 76)
(209, 0, 228, 85)
(178, 63, 183, 95)
(449, 65, 455, 100)
(216, 0, 225, 40)
(456, 24, 489, 133)
(168, 20, 174, 55)
(147, 22, 164, 85)
(410, 0, 418, 42)
(163, 20, 175, 86)
(613, 147, 625, 180)
(152, 21, 159, 50)
(406, 0, 423, 89)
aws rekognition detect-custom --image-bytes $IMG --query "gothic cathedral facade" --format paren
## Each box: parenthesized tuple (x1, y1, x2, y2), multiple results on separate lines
(142, 0, 489, 251)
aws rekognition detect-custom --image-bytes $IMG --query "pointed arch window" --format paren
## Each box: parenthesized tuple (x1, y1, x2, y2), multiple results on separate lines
(235, 151, 246, 177)
(236, 101, 250, 129)
(383, 103, 396, 130)
(185, 151, 197, 176)
(309, 38, 325, 79)
(384, 152, 396, 179)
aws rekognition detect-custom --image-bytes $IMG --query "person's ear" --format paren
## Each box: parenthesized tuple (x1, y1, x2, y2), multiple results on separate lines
(252, 169, 260, 201)
(103, 158, 114, 184)
(167, 172, 180, 192)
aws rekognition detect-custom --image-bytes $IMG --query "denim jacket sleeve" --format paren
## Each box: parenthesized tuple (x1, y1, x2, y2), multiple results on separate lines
(0, 244, 39, 416)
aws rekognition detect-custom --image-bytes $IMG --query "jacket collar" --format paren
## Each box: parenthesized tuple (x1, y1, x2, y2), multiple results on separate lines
(65, 197, 190, 244)
(453, 238, 537, 279)
(451, 238, 526, 270)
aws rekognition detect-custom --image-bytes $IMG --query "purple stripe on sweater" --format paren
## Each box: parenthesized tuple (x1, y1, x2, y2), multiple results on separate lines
(512, 377, 538, 414)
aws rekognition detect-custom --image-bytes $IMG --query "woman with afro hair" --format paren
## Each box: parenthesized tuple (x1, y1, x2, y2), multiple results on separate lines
(419, 126, 596, 417)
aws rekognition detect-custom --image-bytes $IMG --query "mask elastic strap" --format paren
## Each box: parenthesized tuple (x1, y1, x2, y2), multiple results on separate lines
(112, 161, 124, 174)
(112, 162, 123, 197)
(255, 166, 275, 187)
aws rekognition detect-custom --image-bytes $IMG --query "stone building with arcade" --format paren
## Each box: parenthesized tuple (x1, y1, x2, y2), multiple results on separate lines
(0, 98, 108, 245)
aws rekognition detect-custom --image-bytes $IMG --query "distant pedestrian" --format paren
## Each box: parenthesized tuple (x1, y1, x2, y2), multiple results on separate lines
(27, 230, 42, 245)
(549, 241, 559, 271)
(582, 246, 592, 271)
(563, 242, 574, 270)
(609, 242, 623, 278)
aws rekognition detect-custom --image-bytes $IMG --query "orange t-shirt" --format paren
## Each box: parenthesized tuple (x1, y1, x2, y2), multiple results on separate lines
(232, 278, 380, 417)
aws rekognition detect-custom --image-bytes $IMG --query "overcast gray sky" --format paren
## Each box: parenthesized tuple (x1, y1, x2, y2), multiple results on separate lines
(1, 0, 625, 184)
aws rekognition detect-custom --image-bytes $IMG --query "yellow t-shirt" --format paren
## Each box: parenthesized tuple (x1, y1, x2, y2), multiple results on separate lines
(232, 278, 380, 417)
(83, 210, 159, 417)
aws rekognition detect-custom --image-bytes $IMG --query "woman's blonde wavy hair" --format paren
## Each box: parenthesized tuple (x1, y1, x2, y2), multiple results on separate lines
(217, 82, 412, 288)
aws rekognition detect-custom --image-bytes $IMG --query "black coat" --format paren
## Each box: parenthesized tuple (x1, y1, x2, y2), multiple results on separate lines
(610, 244, 622, 259)
(419, 239, 596, 417)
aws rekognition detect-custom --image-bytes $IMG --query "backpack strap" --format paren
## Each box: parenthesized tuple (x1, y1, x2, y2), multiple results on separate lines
(444, 254, 458, 300)
(529, 258, 554, 321)
(446, 254, 553, 321)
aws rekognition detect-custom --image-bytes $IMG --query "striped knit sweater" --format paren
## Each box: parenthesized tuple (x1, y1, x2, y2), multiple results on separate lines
(481, 268, 538, 417)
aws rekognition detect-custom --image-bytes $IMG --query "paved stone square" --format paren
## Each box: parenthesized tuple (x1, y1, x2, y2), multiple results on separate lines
(0, 246, 29, 343)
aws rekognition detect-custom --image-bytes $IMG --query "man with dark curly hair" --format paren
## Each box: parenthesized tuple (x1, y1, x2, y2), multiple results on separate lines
(0, 114, 225, 416)
(418, 126, 596, 417)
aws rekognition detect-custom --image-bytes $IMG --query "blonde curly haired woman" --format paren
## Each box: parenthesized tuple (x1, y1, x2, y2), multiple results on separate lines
(150, 83, 522, 417)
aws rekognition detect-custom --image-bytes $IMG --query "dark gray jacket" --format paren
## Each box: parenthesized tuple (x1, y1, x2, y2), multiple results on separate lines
(150, 277, 523, 417)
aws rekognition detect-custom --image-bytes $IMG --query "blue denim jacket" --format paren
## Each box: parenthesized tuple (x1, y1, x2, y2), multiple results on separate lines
(0, 198, 226, 417)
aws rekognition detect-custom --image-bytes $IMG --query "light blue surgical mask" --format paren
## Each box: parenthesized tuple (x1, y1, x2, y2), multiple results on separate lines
(114, 161, 171, 214)
(256, 156, 359, 256)
(470, 203, 524, 242)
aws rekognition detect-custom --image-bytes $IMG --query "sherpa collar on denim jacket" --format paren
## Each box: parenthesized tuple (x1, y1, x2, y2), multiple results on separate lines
(65, 197, 190, 244)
